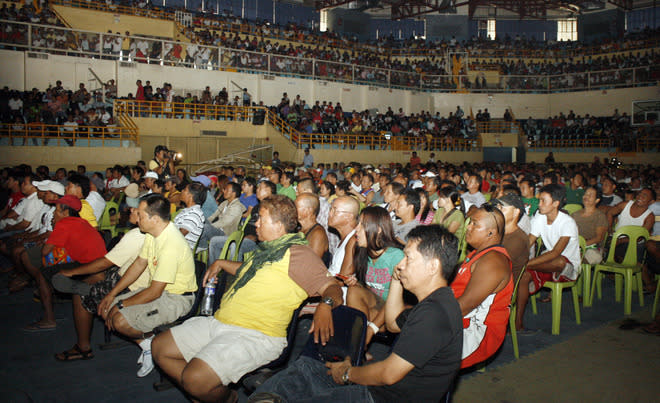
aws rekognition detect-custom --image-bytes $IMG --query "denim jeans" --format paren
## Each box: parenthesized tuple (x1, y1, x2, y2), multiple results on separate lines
(207, 235, 257, 265)
(252, 356, 374, 403)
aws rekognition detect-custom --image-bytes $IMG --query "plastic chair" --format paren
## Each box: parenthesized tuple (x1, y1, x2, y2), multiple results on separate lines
(589, 226, 649, 315)
(577, 236, 591, 304)
(456, 217, 471, 264)
(300, 305, 367, 367)
(563, 204, 583, 215)
(98, 201, 119, 237)
(530, 236, 582, 335)
(652, 274, 660, 318)
(508, 265, 527, 359)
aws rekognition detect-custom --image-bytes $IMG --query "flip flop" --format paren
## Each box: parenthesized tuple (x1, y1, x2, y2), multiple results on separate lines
(55, 344, 94, 361)
(642, 322, 660, 335)
(23, 321, 56, 332)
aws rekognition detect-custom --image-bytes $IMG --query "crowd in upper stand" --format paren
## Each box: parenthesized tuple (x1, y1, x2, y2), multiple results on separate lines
(1, 1, 659, 91)
(1, 150, 659, 401)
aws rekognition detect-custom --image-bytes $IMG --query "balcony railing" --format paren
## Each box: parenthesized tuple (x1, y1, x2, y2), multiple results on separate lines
(51, 0, 660, 61)
(0, 123, 138, 146)
(114, 99, 481, 152)
(2, 19, 658, 94)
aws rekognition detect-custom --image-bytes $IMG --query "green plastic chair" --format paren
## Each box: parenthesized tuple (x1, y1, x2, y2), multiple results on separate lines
(652, 274, 660, 318)
(578, 236, 594, 306)
(530, 236, 582, 335)
(219, 230, 245, 262)
(456, 217, 470, 264)
(563, 204, 583, 215)
(509, 265, 527, 359)
(484, 193, 492, 202)
(99, 201, 119, 237)
(588, 226, 649, 315)
(240, 214, 251, 232)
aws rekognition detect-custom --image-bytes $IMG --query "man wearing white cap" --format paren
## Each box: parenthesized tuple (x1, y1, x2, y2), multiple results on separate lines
(142, 171, 159, 194)
(0, 174, 44, 235)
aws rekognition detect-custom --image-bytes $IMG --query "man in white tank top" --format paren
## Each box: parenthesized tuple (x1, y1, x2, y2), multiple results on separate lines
(327, 196, 359, 277)
(607, 188, 655, 233)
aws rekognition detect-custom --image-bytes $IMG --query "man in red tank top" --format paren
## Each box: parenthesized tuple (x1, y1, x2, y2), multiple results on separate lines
(451, 204, 513, 369)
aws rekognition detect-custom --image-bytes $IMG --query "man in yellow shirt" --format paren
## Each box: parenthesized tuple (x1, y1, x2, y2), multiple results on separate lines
(66, 174, 98, 228)
(98, 194, 197, 378)
(152, 195, 343, 403)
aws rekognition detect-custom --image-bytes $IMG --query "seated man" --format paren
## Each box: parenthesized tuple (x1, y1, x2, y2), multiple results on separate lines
(21, 195, 107, 331)
(174, 182, 206, 250)
(51, 194, 150, 361)
(492, 193, 530, 282)
(295, 193, 329, 263)
(97, 194, 197, 377)
(515, 184, 581, 332)
(66, 174, 99, 228)
(152, 195, 343, 403)
(0, 173, 44, 235)
(250, 225, 463, 403)
(393, 189, 420, 243)
(208, 182, 246, 235)
(451, 205, 513, 368)
(327, 196, 359, 277)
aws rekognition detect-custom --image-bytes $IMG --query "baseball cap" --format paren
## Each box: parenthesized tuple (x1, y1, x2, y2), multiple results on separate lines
(492, 193, 525, 218)
(190, 175, 211, 187)
(55, 194, 82, 211)
(124, 183, 140, 199)
(143, 171, 158, 179)
(33, 180, 65, 196)
(422, 171, 437, 178)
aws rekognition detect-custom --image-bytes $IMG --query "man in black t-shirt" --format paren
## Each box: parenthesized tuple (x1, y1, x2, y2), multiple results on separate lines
(249, 225, 463, 403)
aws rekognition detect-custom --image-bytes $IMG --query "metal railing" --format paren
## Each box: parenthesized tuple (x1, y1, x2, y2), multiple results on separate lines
(51, 0, 660, 61)
(114, 99, 481, 152)
(476, 120, 523, 134)
(0, 123, 138, 146)
(526, 138, 614, 150)
(2, 19, 658, 94)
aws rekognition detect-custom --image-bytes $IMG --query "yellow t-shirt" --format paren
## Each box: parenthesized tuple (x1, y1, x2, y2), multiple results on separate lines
(105, 228, 150, 291)
(80, 200, 98, 228)
(215, 245, 331, 337)
(139, 222, 197, 295)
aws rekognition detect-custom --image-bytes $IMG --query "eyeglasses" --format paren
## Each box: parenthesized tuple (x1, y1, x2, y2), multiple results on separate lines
(330, 206, 351, 215)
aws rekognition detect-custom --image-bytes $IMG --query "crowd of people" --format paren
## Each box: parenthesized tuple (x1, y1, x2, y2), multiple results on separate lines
(2, 1, 659, 92)
(1, 146, 659, 401)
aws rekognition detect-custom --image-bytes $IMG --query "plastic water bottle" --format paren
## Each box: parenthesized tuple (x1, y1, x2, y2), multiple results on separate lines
(200, 278, 216, 316)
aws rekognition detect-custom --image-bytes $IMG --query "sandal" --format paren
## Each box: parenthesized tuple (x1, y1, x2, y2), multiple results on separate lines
(55, 344, 94, 361)
(23, 321, 56, 332)
(642, 322, 660, 335)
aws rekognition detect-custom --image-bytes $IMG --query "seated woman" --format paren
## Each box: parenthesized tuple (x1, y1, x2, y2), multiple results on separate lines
(451, 205, 513, 368)
(571, 185, 608, 265)
(319, 181, 336, 205)
(345, 206, 404, 345)
(432, 186, 465, 241)
(414, 188, 435, 225)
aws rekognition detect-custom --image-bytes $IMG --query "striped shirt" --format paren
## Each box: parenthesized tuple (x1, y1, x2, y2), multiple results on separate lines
(174, 204, 205, 250)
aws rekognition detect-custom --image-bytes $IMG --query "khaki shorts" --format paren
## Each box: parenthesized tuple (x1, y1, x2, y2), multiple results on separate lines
(170, 316, 286, 385)
(112, 289, 194, 333)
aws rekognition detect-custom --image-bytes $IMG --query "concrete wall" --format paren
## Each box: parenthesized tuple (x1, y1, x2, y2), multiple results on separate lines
(52, 5, 177, 38)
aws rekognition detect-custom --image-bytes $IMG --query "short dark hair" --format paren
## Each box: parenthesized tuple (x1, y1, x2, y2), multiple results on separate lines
(8, 169, 25, 184)
(141, 194, 171, 221)
(389, 181, 405, 196)
(260, 180, 277, 195)
(68, 174, 91, 198)
(282, 172, 294, 184)
(59, 203, 80, 218)
(539, 183, 566, 208)
(260, 195, 298, 233)
(336, 180, 351, 193)
(226, 182, 241, 198)
(243, 176, 256, 192)
(407, 225, 459, 284)
(187, 182, 207, 205)
(401, 188, 421, 215)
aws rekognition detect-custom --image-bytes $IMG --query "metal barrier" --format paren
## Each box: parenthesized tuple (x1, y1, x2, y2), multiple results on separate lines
(0, 122, 138, 146)
(1, 19, 658, 94)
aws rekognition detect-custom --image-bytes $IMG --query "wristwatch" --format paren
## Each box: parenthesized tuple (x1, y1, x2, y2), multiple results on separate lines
(116, 300, 124, 310)
(342, 368, 351, 385)
(322, 296, 334, 308)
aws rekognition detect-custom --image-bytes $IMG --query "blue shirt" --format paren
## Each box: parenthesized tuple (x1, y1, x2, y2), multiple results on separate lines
(239, 193, 258, 210)
(201, 190, 218, 218)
